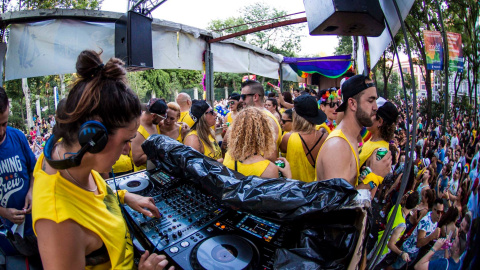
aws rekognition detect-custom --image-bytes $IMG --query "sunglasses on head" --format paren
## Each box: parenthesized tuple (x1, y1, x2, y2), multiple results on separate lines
(281, 119, 292, 124)
(240, 93, 256, 100)
(325, 101, 342, 108)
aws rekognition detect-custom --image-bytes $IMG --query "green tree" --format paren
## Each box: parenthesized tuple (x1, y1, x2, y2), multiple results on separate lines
(334, 36, 353, 56)
(208, 17, 248, 42)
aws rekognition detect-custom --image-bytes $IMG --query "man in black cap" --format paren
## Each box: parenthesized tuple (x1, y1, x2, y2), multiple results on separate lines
(239, 80, 281, 161)
(316, 75, 392, 189)
(131, 98, 167, 171)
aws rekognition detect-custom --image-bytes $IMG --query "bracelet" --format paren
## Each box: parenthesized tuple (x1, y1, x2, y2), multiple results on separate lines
(430, 247, 437, 253)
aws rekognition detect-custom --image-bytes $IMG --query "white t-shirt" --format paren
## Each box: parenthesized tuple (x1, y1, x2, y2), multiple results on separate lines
(448, 178, 459, 196)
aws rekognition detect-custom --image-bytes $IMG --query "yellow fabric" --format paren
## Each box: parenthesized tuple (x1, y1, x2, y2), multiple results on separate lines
(223, 152, 270, 177)
(185, 130, 222, 160)
(279, 132, 287, 158)
(112, 154, 133, 174)
(316, 129, 359, 185)
(377, 205, 406, 256)
(279, 108, 286, 114)
(364, 172, 384, 186)
(263, 110, 282, 147)
(286, 133, 315, 182)
(32, 154, 133, 270)
(226, 112, 234, 125)
(134, 124, 160, 171)
(316, 122, 333, 134)
(179, 111, 195, 128)
(358, 139, 389, 169)
(473, 129, 477, 139)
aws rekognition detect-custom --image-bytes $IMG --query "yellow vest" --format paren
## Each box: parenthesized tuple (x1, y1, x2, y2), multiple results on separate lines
(133, 124, 160, 171)
(263, 110, 282, 147)
(223, 152, 270, 177)
(316, 122, 333, 134)
(358, 139, 389, 169)
(286, 133, 316, 182)
(112, 154, 133, 174)
(179, 111, 195, 128)
(316, 129, 359, 185)
(185, 130, 222, 160)
(32, 154, 132, 270)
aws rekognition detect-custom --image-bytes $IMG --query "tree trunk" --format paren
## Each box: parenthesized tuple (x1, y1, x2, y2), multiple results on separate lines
(467, 65, 473, 104)
(59, 74, 66, 99)
(22, 78, 34, 129)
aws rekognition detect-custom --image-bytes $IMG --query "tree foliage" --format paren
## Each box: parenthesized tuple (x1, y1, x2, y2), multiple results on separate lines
(334, 36, 353, 56)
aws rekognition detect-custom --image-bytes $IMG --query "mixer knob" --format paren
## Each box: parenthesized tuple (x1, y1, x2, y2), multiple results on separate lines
(172, 234, 177, 240)
(178, 231, 182, 237)
(188, 217, 193, 222)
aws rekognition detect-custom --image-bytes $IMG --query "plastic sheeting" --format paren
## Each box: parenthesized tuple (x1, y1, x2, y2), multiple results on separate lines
(142, 134, 364, 268)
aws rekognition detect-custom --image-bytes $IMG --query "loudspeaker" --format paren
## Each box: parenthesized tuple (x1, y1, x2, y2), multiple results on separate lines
(115, 11, 153, 71)
(303, 0, 385, 37)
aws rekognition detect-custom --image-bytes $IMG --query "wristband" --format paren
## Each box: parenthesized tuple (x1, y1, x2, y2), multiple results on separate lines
(363, 172, 383, 188)
(117, 189, 128, 204)
(430, 247, 437, 253)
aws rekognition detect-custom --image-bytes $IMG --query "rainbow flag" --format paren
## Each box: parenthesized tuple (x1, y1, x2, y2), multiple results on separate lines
(360, 127, 372, 142)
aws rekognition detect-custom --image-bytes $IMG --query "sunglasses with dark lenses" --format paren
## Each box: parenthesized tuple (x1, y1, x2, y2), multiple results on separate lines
(240, 93, 256, 100)
(435, 209, 445, 215)
(281, 119, 292, 124)
(229, 101, 236, 105)
(325, 101, 342, 108)
(205, 110, 215, 116)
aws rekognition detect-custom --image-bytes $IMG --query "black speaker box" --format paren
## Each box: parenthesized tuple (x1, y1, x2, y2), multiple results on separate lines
(115, 11, 153, 71)
(303, 0, 385, 37)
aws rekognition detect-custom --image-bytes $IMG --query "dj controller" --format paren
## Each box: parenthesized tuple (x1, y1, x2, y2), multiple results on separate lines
(107, 170, 295, 270)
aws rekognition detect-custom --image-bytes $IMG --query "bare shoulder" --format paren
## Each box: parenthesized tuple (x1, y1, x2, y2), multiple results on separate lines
(280, 132, 292, 152)
(261, 163, 280, 178)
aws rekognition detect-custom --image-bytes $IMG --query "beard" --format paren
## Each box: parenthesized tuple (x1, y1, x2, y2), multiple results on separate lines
(356, 106, 374, 127)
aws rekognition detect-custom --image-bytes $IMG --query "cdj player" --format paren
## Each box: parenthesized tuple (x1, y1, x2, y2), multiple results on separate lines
(106, 169, 295, 270)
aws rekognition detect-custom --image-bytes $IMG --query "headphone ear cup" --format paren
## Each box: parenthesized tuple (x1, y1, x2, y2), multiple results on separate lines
(78, 121, 108, 154)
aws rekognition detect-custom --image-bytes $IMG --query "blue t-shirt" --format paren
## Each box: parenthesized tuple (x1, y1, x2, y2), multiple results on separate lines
(0, 126, 36, 235)
(429, 257, 460, 270)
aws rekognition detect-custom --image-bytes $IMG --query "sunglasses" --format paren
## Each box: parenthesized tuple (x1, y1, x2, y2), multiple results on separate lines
(154, 113, 167, 120)
(325, 101, 342, 108)
(281, 119, 292, 124)
(205, 110, 215, 116)
(240, 93, 256, 100)
(434, 209, 445, 215)
(229, 101, 236, 105)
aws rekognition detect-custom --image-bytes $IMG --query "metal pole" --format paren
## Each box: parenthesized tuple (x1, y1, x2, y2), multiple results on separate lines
(205, 40, 214, 105)
(279, 63, 284, 93)
(434, 0, 449, 135)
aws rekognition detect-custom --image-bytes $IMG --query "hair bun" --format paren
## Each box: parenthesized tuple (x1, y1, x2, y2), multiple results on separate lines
(101, 57, 126, 81)
(76, 50, 104, 78)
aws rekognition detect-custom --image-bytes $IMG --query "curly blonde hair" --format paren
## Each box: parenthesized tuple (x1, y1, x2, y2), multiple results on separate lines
(227, 107, 274, 161)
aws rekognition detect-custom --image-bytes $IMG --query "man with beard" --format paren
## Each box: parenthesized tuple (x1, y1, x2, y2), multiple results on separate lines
(316, 75, 391, 189)
(0, 87, 39, 256)
(131, 98, 167, 171)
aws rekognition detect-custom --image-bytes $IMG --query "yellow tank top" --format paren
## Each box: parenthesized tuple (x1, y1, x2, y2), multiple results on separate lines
(32, 154, 133, 270)
(134, 124, 160, 171)
(112, 154, 133, 174)
(159, 125, 183, 143)
(185, 130, 222, 160)
(226, 112, 234, 125)
(316, 129, 360, 185)
(358, 139, 389, 169)
(179, 111, 195, 128)
(263, 110, 282, 147)
(286, 133, 316, 182)
(223, 152, 270, 177)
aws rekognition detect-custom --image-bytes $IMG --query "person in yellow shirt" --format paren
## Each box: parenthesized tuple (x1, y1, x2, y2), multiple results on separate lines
(280, 95, 327, 182)
(131, 98, 167, 171)
(224, 93, 241, 125)
(159, 102, 190, 143)
(316, 88, 340, 134)
(32, 50, 170, 270)
(223, 107, 291, 178)
(184, 100, 223, 161)
(176, 92, 195, 128)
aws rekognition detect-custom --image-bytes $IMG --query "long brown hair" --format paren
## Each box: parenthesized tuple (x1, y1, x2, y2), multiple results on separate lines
(193, 114, 215, 153)
(54, 50, 141, 147)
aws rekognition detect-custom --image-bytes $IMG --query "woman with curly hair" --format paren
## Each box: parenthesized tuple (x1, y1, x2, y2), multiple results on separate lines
(317, 88, 341, 134)
(184, 100, 222, 161)
(223, 107, 291, 178)
(33, 50, 169, 269)
(279, 95, 327, 182)
(159, 102, 189, 143)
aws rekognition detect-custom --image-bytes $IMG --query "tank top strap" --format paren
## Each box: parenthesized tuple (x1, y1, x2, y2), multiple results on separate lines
(298, 132, 325, 168)
(319, 129, 359, 179)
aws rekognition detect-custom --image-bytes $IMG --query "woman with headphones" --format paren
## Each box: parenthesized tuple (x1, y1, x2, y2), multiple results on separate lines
(32, 50, 171, 270)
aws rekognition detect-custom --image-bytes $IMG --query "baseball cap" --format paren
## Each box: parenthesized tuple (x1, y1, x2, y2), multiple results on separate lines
(336, 74, 376, 112)
(189, 100, 210, 129)
(147, 98, 167, 115)
(376, 97, 399, 124)
(293, 95, 327, 125)
(228, 93, 241, 101)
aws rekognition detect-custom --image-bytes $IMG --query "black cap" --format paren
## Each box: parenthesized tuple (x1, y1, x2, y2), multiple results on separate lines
(293, 95, 327, 125)
(147, 98, 167, 115)
(229, 93, 241, 101)
(376, 98, 399, 124)
(336, 74, 376, 112)
(189, 100, 210, 129)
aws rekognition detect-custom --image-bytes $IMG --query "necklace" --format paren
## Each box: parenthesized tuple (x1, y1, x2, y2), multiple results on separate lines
(56, 144, 98, 192)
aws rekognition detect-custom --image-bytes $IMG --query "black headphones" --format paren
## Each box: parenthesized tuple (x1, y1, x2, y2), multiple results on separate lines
(44, 121, 108, 170)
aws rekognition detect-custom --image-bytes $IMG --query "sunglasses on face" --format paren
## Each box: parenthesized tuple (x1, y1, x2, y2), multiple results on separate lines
(229, 101, 236, 105)
(325, 101, 342, 108)
(154, 113, 167, 120)
(240, 93, 256, 100)
(434, 209, 444, 215)
(205, 110, 215, 116)
(281, 119, 292, 124)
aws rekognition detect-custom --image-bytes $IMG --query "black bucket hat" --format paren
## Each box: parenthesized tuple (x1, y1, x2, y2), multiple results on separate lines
(294, 95, 327, 125)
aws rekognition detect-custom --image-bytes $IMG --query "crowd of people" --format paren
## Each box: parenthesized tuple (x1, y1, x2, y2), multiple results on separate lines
(0, 50, 478, 270)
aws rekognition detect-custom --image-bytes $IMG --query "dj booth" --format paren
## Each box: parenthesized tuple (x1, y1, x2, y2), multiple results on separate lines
(106, 135, 370, 269)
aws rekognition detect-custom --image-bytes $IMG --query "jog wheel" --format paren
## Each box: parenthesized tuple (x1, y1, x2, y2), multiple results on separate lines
(190, 235, 259, 270)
